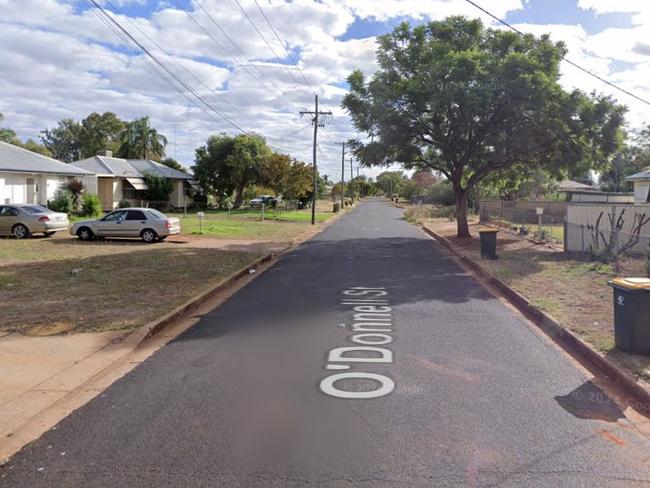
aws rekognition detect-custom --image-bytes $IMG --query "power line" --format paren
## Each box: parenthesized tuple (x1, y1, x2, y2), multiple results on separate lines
(190, 1, 305, 112)
(102, 0, 244, 118)
(231, 0, 312, 95)
(251, 0, 315, 93)
(463, 0, 650, 107)
(83, 0, 247, 133)
(84, 0, 313, 160)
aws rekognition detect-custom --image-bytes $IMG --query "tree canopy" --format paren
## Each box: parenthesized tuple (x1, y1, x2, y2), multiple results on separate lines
(343, 17, 626, 237)
(193, 133, 317, 208)
(117, 116, 167, 161)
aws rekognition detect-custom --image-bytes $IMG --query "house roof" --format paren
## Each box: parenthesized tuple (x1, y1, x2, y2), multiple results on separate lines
(626, 167, 650, 182)
(0, 141, 93, 176)
(71, 156, 192, 180)
(558, 179, 598, 192)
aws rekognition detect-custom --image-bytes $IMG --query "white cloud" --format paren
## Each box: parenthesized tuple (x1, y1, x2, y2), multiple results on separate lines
(0, 0, 647, 179)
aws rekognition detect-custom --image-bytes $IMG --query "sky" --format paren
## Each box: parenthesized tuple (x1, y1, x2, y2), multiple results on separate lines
(0, 0, 649, 180)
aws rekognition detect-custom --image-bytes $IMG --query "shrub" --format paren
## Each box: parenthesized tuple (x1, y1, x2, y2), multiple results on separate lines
(143, 173, 173, 202)
(80, 193, 102, 217)
(404, 204, 456, 223)
(427, 181, 455, 206)
(118, 199, 131, 209)
(48, 191, 73, 214)
(65, 179, 85, 212)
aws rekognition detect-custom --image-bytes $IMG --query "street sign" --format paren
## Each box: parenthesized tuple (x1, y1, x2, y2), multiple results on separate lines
(536, 207, 544, 215)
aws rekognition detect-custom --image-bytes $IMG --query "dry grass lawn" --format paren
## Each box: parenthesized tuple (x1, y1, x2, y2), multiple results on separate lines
(0, 237, 262, 334)
(421, 218, 650, 381)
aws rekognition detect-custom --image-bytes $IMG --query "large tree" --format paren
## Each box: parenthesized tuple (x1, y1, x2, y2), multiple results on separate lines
(601, 125, 650, 192)
(40, 118, 82, 162)
(79, 112, 125, 157)
(117, 116, 167, 160)
(193, 133, 270, 208)
(343, 17, 625, 237)
(375, 171, 407, 196)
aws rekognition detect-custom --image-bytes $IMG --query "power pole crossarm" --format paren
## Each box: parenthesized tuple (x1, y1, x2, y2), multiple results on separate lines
(300, 95, 332, 225)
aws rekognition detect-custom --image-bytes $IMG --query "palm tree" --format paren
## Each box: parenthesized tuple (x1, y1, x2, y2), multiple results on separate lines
(117, 117, 167, 160)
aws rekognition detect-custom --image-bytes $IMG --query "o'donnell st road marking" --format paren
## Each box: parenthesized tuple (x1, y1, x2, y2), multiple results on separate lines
(319, 287, 395, 399)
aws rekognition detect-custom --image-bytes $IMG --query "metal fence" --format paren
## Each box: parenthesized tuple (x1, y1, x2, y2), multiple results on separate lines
(480, 206, 565, 244)
(565, 222, 650, 258)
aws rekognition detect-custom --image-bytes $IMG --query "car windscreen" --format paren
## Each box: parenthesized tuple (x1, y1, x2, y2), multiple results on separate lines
(145, 209, 166, 219)
(21, 205, 50, 214)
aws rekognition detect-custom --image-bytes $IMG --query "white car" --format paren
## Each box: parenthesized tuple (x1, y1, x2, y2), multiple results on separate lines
(70, 208, 181, 243)
(0, 204, 69, 238)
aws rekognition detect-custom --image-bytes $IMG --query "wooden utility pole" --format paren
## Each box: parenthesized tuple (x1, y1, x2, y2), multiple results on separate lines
(349, 156, 354, 200)
(335, 142, 346, 209)
(300, 95, 332, 225)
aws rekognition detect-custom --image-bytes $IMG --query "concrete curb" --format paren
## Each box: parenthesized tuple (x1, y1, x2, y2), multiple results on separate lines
(420, 224, 650, 412)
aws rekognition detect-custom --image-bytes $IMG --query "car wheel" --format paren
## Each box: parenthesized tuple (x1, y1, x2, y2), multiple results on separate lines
(12, 224, 30, 239)
(141, 229, 157, 243)
(77, 227, 94, 241)
(44, 231, 55, 237)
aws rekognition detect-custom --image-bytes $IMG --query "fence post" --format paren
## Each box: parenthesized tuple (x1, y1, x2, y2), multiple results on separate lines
(261, 202, 265, 222)
(580, 225, 585, 252)
(563, 218, 568, 252)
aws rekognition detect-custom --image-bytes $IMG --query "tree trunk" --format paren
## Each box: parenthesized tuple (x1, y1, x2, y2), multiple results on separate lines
(233, 183, 245, 209)
(455, 189, 471, 238)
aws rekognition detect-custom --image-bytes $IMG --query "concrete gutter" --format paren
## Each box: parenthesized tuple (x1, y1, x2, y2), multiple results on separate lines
(420, 224, 650, 414)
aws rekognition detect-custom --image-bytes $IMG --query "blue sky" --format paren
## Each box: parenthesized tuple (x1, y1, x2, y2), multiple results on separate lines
(1, 0, 649, 177)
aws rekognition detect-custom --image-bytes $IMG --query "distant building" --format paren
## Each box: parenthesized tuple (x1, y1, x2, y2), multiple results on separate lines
(71, 151, 196, 210)
(626, 168, 650, 204)
(0, 141, 95, 205)
(557, 179, 598, 194)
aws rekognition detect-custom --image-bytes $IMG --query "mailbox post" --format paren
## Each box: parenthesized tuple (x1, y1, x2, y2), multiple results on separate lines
(536, 207, 544, 244)
(197, 211, 205, 235)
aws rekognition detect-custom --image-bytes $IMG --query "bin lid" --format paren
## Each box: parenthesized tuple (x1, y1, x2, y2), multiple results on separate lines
(609, 277, 650, 290)
(478, 227, 499, 233)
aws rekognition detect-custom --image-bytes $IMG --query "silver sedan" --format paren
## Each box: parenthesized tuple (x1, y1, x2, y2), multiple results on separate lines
(0, 204, 69, 238)
(70, 207, 181, 243)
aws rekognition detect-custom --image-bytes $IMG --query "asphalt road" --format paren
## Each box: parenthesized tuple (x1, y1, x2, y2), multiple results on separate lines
(2, 199, 650, 487)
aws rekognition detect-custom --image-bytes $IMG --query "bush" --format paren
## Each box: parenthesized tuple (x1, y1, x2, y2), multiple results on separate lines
(118, 199, 131, 209)
(80, 193, 102, 217)
(143, 173, 173, 202)
(65, 179, 85, 212)
(404, 204, 456, 223)
(48, 191, 73, 214)
(428, 181, 455, 206)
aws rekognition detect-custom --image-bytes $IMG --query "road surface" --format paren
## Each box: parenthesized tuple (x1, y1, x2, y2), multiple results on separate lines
(2, 199, 650, 487)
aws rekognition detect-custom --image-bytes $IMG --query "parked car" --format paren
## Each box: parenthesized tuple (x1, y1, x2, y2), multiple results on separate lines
(249, 195, 277, 208)
(70, 208, 180, 243)
(0, 204, 69, 239)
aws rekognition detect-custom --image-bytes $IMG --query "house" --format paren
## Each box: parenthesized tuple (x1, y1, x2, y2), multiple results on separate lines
(626, 168, 650, 204)
(71, 151, 196, 210)
(0, 141, 96, 206)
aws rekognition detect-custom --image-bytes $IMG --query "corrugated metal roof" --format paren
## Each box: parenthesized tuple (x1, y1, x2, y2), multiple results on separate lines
(70, 156, 192, 180)
(627, 168, 650, 181)
(0, 141, 93, 176)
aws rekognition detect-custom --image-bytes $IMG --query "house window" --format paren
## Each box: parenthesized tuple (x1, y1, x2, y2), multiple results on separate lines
(122, 181, 141, 201)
